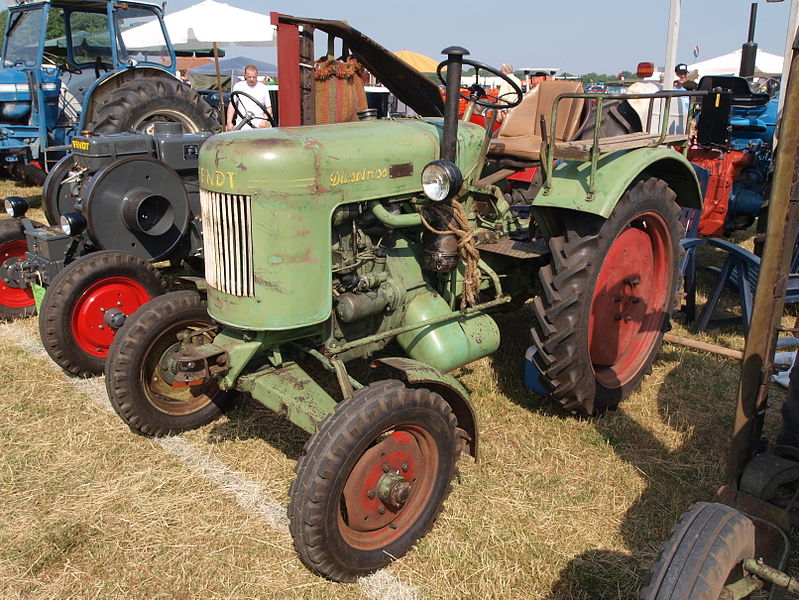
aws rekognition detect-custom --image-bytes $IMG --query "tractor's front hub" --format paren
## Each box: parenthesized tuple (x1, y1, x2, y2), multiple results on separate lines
(343, 431, 422, 530)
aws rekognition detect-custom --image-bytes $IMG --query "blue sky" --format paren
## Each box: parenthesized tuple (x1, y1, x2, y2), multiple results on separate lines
(165, 0, 793, 75)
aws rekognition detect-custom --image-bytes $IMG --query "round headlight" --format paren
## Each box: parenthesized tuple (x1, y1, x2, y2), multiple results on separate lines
(421, 160, 463, 202)
(4, 196, 29, 218)
(60, 212, 86, 237)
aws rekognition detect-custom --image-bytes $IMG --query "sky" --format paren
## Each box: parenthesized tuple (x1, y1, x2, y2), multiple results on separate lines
(163, 0, 794, 75)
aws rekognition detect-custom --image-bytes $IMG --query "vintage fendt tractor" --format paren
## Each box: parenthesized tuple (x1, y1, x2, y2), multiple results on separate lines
(0, 121, 211, 375)
(0, 0, 219, 184)
(103, 15, 704, 581)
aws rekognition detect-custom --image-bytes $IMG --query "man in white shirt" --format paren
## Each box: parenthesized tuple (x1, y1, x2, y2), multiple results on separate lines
(226, 65, 273, 130)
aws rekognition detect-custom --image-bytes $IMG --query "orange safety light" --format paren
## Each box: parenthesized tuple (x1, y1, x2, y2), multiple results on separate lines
(636, 62, 655, 78)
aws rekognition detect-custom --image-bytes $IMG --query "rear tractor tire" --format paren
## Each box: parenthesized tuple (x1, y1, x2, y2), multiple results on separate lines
(531, 177, 681, 415)
(640, 502, 756, 600)
(0, 218, 36, 320)
(88, 77, 221, 135)
(105, 290, 235, 437)
(38, 250, 166, 376)
(289, 381, 460, 581)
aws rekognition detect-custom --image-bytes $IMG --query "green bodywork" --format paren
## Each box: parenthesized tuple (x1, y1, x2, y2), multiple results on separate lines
(199, 118, 486, 332)
(535, 147, 702, 217)
(193, 112, 702, 454)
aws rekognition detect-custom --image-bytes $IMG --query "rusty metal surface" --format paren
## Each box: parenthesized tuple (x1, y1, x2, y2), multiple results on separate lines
(726, 34, 799, 486)
(477, 237, 547, 259)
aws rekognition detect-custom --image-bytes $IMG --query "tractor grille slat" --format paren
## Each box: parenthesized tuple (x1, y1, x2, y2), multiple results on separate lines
(200, 190, 254, 297)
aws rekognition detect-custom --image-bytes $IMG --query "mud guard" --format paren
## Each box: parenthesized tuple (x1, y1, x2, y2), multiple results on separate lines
(532, 147, 703, 219)
(374, 357, 478, 459)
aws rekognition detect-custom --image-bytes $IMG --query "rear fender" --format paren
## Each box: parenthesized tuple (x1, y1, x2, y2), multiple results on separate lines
(374, 357, 478, 459)
(532, 147, 703, 219)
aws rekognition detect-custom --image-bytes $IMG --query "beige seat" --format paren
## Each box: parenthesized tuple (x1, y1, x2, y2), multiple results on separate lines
(488, 80, 586, 161)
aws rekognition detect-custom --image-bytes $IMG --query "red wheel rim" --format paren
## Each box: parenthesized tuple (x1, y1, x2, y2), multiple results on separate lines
(339, 427, 439, 550)
(70, 277, 152, 358)
(0, 239, 34, 309)
(588, 211, 672, 388)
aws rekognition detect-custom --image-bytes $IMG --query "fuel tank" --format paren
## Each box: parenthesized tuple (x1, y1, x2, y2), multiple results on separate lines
(198, 118, 486, 330)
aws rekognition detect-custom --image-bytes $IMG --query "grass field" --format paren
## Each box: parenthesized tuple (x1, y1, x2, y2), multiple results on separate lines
(0, 179, 793, 599)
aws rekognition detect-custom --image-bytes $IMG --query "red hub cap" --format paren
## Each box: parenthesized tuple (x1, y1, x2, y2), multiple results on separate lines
(0, 239, 34, 309)
(589, 212, 671, 388)
(70, 276, 152, 357)
(340, 428, 438, 550)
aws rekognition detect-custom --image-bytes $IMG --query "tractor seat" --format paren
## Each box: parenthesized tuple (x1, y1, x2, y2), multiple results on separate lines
(488, 80, 586, 162)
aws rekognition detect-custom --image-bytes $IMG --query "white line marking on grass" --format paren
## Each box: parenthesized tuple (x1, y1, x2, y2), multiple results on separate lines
(2, 321, 422, 599)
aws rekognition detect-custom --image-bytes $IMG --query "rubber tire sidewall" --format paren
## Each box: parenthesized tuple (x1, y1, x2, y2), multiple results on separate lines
(532, 178, 681, 415)
(289, 382, 459, 582)
(38, 250, 166, 376)
(87, 76, 221, 135)
(105, 290, 232, 437)
(640, 502, 756, 600)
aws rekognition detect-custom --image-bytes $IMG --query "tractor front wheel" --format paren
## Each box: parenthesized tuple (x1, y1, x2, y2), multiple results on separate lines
(0, 219, 36, 320)
(289, 381, 460, 581)
(88, 77, 220, 135)
(531, 177, 681, 415)
(105, 290, 234, 436)
(640, 502, 756, 600)
(38, 250, 166, 376)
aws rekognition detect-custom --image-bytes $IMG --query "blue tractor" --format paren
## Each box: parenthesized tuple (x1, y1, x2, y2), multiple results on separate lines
(0, 0, 219, 186)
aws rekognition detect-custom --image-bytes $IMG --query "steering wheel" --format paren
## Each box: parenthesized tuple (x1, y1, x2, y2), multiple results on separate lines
(42, 51, 81, 74)
(436, 58, 523, 109)
(229, 90, 277, 128)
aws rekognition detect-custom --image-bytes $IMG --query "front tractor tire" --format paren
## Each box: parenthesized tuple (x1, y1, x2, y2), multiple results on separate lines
(0, 218, 36, 320)
(289, 381, 460, 582)
(39, 250, 167, 376)
(531, 178, 681, 415)
(88, 77, 220, 135)
(105, 290, 234, 437)
(640, 502, 756, 600)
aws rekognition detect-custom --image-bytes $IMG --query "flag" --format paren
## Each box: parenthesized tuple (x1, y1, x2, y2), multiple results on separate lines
(693, 44, 700, 58)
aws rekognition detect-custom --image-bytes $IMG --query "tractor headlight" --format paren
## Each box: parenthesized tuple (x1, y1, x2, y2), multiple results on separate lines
(4, 195, 28, 217)
(421, 160, 462, 202)
(60, 212, 86, 236)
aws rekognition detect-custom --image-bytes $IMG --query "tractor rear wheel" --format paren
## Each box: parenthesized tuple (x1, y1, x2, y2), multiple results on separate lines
(38, 250, 166, 376)
(0, 218, 36, 320)
(88, 77, 220, 135)
(639, 502, 756, 600)
(531, 177, 681, 415)
(105, 290, 234, 436)
(289, 381, 460, 582)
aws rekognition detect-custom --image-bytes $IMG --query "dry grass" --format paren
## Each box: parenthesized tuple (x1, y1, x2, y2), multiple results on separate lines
(0, 179, 794, 599)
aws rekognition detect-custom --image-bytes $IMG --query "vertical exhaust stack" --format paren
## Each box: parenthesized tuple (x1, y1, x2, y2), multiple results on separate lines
(740, 2, 758, 77)
(440, 46, 468, 162)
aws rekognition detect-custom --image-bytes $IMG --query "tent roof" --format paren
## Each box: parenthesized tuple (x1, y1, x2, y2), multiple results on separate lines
(189, 56, 277, 77)
(689, 49, 783, 78)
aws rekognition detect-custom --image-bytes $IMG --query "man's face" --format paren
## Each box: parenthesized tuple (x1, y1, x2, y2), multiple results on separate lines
(244, 69, 258, 86)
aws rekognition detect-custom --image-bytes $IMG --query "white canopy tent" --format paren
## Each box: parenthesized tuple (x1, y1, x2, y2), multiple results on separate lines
(122, 0, 275, 51)
(688, 49, 784, 79)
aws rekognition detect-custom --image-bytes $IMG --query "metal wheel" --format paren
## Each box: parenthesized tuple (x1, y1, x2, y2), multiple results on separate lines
(105, 290, 234, 436)
(289, 381, 459, 581)
(0, 219, 35, 319)
(38, 250, 166, 376)
(42, 154, 80, 226)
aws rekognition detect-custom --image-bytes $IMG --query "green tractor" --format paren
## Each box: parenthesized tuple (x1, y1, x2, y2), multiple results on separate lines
(105, 36, 702, 580)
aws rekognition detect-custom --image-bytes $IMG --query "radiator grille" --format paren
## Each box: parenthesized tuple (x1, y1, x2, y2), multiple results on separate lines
(200, 190, 254, 297)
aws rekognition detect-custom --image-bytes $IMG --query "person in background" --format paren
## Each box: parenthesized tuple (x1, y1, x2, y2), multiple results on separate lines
(226, 65, 273, 131)
(178, 70, 191, 87)
(673, 63, 697, 90)
(497, 63, 523, 102)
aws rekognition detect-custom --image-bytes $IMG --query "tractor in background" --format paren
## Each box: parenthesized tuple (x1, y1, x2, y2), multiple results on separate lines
(103, 13, 705, 581)
(0, 0, 219, 184)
